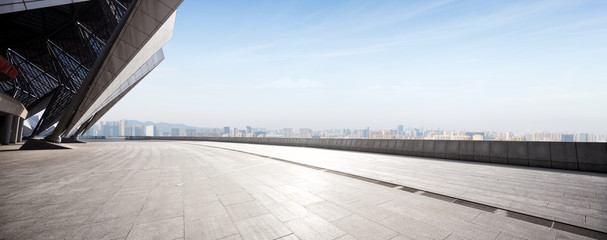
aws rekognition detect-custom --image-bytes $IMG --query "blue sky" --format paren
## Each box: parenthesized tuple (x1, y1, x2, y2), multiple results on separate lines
(104, 0, 607, 133)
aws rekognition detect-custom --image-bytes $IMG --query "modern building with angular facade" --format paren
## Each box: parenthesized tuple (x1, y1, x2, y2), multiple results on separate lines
(0, 0, 183, 143)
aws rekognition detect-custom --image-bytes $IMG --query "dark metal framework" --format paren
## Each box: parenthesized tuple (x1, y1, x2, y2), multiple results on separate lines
(0, 0, 132, 137)
(72, 49, 165, 137)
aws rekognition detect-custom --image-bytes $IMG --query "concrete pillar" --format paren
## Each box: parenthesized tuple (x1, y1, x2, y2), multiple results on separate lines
(10, 115, 19, 143)
(17, 118, 23, 142)
(2, 115, 13, 145)
(0, 117, 4, 144)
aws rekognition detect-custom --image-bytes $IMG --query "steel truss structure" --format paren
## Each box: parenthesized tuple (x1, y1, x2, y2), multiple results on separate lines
(0, 0, 182, 141)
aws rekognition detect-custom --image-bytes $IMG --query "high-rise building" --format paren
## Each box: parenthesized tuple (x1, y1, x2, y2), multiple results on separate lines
(145, 125, 156, 137)
(299, 128, 312, 138)
(453, 135, 471, 140)
(171, 128, 180, 137)
(466, 132, 484, 139)
(282, 128, 293, 138)
(124, 126, 132, 136)
(120, 120, 126, 136)
(84, 123, 98, 136)
(223, 127, 230, 136)
(254, 131, 266, 138)
(511, 136, 526, 141)
(362, 127, 370, 138)
(472, 134, 484, 141)
(133, 125, 144, 136)
(185, 128, 196, 137)
(436, 135, 450, 140)
(343, 128, 352, 137)
(101, 121, 120, 137)
(100, 121, 109, 136)
(562, 134, 574, 142)
(397, 125, 404, 135)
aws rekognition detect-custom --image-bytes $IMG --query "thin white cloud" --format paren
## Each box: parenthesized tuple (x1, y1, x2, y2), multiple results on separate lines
(190, 77, 323, 90)
(256, 78, 324, 89)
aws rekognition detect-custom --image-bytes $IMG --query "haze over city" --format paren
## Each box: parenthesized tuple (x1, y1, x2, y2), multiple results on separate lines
(103, 0, 607, 133)
(83, 119, 607, 142)
(3, 1, 607, 239)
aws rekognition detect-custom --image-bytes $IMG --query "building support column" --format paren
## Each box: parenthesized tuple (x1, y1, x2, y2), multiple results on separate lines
(10, 115, 19, 143)
(17, 117, 23, 142)
(2, 115, 13, 145)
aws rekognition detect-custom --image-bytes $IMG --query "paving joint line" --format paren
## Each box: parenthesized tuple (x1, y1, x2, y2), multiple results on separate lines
(184, 142, 607, 238)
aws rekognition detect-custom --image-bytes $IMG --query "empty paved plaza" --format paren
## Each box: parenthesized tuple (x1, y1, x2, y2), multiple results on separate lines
(1, 140, 606, 239)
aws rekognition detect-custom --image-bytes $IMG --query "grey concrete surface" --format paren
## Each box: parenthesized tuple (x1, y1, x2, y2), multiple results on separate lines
(19, 139, 70, 150)
(1, 140, 604, 239)
(195, 141, 607, 233)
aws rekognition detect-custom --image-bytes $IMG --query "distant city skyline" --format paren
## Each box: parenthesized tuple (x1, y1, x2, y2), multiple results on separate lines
(86, 119, 607, 143)
(102, 1, 607, 133)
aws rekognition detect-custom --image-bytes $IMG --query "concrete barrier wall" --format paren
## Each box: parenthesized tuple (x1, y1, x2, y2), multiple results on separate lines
(490, 141, 508, 164)
(126, 136, 607, 173)
(474, 141, 491, 163)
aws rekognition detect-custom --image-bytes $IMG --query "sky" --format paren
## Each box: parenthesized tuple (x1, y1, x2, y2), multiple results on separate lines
(103, 0, 607, 133)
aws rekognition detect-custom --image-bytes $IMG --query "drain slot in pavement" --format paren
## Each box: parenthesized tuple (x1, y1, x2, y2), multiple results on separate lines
(452, 199, 496, 212)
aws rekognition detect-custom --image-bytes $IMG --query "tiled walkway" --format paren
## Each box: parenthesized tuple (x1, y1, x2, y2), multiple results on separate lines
(0, 140, 604, 239)
(196, 141, 607, 233)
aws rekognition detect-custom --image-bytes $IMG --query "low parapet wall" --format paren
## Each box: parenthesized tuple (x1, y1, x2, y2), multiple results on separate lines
(126, 136, 607, 173)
